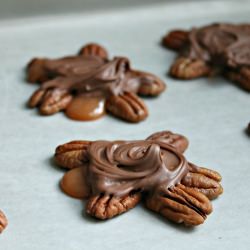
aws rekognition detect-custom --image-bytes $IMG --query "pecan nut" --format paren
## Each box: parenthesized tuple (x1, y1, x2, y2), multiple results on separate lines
(136, 71, 166, 96)
(106, 92, 148, 123)
(55, 141, 90, 169)
(86, 192, 141, 219)
(182, 163, 223, 200)
(170, 57, 211, 79)
(146, 184, 212, 226)
(162, 30, 189, 50)
(0, 210, 8, 233)
(79, 43, 108, 60)
(28, 88, 73, 115)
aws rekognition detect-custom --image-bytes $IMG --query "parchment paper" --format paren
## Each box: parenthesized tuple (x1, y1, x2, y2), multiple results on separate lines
(0, 1, 250, 249)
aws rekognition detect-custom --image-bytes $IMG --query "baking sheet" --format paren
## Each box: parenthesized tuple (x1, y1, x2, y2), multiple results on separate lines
(0, 1, 250, 249)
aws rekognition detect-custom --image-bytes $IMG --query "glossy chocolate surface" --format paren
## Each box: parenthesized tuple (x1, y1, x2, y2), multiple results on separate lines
(87, 140, 189, 197)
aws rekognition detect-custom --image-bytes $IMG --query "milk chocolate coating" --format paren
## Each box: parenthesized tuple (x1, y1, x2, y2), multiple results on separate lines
(40, 56, 162, 98)
(86, 140, 189, 197)
(146, 130, 189, 153)
(41, 55, 105, 77)
(184, 23, 250, 68)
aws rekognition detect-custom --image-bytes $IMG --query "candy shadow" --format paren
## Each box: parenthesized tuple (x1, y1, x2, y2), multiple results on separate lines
(141, 205, 196, 233)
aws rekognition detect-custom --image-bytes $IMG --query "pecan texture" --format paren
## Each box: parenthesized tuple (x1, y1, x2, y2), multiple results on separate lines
(170, 57, 211, 79)
(55, 141, 90, 169)
(86, 192, 141, 219)
(106, 92, 148, 123)
(146, 184, 212, 226)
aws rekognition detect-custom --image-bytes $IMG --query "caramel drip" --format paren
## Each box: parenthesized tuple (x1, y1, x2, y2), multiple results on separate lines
(65, 95, 105, 121)
(60, 166, 89, 199)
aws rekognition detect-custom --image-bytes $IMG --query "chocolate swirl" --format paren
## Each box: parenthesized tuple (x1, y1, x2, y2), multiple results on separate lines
(87, 140, 189, 197)
(186, 23, 250, 67)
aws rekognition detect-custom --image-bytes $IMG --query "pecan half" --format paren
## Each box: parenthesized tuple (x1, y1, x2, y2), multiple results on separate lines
(146, 184, 212, 226)
(162, 30, 189, 51)
(28, 88, 73, 115)
(170, 57, 212, 79)
(55, 141, 90, 169)
(225, 66, 250, 91)
(79, 43, 108, 60)
(86, 192, 141, 219)
(146, 131, 189, 153)
(182, 164, 223, 200)
(136, 72, 166, 96)
(106, 92, 148, 123)
(0, 210, 8, 233)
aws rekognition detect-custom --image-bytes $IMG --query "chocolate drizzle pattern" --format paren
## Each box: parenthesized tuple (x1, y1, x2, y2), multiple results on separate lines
(87, 140, 189, 197)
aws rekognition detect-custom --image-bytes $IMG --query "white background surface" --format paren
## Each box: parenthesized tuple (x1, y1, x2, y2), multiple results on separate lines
(0, 1, 250, 249)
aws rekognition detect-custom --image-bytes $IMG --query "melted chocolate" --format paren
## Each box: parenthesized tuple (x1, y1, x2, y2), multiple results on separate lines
(86, 140, 189, 197)
(45, 55, 105, 76)
(41, 56, 157, 97)
(185, 23, 250, 67)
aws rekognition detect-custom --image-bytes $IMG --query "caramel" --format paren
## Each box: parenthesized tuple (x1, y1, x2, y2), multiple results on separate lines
(65, 95, 105, 121)
(60, 166, 89, 199)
